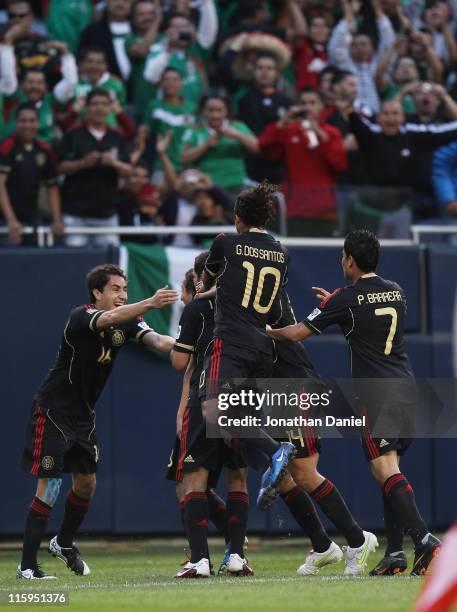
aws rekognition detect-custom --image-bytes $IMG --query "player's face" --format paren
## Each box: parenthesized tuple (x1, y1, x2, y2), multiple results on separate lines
(96, 275, 128, 310)
(16, 109, 39, 141)
(180, 281, 192, 305)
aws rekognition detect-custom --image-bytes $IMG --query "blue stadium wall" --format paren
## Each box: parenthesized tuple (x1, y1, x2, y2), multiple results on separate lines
(1, 244, 456, 536)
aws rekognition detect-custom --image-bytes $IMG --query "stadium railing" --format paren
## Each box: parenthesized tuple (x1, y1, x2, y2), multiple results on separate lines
(0, 225, 417, 247)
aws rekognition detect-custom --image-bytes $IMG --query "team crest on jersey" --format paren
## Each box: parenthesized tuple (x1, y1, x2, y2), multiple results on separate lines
(36, 152, 46, 166)
(41, 456, 55, 470)
(111, 329, 125, 347)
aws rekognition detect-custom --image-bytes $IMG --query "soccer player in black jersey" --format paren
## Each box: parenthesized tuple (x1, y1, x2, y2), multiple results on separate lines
(270, 288, 377, 576)
(268, 230, 441, 577)
(18, 264, 177, 580)
(201, 182, 297, 531)
(171, 252, 250, 578)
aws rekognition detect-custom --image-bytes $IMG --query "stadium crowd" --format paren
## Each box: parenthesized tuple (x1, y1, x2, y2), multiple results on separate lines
(2, 0, 457, 244)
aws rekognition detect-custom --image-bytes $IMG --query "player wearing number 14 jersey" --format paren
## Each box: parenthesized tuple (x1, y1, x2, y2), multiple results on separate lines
(268, 230, 441, 577)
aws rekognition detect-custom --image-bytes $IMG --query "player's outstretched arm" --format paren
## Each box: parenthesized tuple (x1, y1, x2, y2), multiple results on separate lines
(267, 322, 312, 342)
(312, 286, 331, 300)
(96, 286, 178, 329)
(171, 347, 191, 371)
(142, 331, 176, 353)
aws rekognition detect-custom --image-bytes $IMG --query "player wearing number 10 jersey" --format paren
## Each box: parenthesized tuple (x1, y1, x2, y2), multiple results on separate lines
(268, 230, 441, 577)
(201, 183, 297, 568)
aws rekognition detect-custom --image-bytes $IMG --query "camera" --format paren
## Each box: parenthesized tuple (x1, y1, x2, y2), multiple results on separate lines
(178, 30, 192, 42)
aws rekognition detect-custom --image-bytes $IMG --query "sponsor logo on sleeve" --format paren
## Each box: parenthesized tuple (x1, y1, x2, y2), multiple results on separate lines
(307, 308, 321, 321)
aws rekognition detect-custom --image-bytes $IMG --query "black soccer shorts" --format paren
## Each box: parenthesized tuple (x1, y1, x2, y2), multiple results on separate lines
(199, 337, 273, 401)
(21, 401, 99, 478)
(359, 400, 415, 462)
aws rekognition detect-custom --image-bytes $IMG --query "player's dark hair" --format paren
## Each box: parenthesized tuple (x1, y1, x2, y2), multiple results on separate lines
(183, 268, 196, 297)
(194, 250, 210, 280)
(86, 264, 126, 303)
(86, 87, 111, 105)
(344, 230, 380, 272)
(234, 180, 277, 228)
(16, 102, 39, 119)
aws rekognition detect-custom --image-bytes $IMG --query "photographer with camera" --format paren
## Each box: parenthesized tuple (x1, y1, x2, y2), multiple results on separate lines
(259, 87, 347, 237)
(143, 2, 218, 103)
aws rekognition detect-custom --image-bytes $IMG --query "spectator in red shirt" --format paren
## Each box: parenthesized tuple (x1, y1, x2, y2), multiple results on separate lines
(295, 15, 330, 91)
(259, 87, 347, 237)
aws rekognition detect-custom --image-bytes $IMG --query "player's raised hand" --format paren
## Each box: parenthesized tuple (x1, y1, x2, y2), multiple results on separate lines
(312, 286, 331, 301)
(149, 286, 179, 309)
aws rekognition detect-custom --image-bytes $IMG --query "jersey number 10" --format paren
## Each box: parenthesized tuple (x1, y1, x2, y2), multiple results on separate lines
(241, 261, 281, 314)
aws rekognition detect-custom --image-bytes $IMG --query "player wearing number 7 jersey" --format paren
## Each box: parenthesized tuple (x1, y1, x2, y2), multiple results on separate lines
(200, 182, 297, 557)
(268, 230, 441, 577)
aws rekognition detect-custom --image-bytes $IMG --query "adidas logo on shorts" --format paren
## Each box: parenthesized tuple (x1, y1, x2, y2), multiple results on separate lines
(184, 455, 195, 463)
(379, 439, 390, 448)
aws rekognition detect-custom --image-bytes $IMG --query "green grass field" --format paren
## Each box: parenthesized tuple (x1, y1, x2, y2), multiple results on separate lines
(0, 539, 424, 611)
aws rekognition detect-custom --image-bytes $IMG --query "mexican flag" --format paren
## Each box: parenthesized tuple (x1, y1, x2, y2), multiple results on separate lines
(119, 243, 203, 339)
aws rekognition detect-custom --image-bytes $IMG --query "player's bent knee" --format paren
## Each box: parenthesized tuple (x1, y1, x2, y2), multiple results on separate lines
(73, 473, 97, 499)
(183, 468, 208, 494)
(225, 467, 248, 493)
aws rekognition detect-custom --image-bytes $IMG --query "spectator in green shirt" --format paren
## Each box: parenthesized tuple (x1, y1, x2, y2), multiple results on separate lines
(71, 47, 127, 128)
(376, 39, 420, 115)
(143, 2, 218, 103)
(138, 67, 195, 179)
(46, 0, 94, 54)
(125, 0, 163, 120)
(0, 40, 77, 143)
(181, 93, 258, 195)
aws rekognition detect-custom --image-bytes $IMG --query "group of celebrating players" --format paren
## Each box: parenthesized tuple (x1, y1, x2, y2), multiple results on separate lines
(17, 182, 441, 581)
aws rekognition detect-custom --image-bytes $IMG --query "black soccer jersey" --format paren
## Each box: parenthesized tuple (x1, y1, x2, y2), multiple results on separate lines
(270, 289, 318, 379)
(174, 297, 214, 405)
(37, 304, 153, 414)
(205, 231, 288, 354)
(303, 274, 413, 379)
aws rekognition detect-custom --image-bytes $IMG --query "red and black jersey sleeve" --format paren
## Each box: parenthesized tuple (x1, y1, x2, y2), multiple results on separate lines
(67, 305, 105, 334)
(205, 234, 226, 278)
(0, 137, 15, 175)
(174, 301, 202, 354)
(303, 288, 352, 334)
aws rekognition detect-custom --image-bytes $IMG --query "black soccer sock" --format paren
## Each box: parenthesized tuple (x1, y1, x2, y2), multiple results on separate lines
(382, 474, 428, 548)
(236, 439, 271, 472)
(382, 492, 404, 555)
(311, 479, 365, 548)
(21, 497, 52, 570)
(57, 489, 91, 548)
(184, 492, 209, 563)
(207, 489, 229, 544)
(226, 491, 249, 557)
(281, 486, 332, 553)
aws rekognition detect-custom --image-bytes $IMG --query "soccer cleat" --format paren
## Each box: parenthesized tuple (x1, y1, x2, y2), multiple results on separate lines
(225, 553, 254, 576)
(297, 541, 344, 576)
(48, 536, 90, 576)
(343, 531, 378, 576)
(218, 545, 231, 575)
(411, 533, 441, 576)
(179, 547, 191, 566)
(218, 538, 249, 575)
(173, 558, 210, 579)
(369, 552, 407, 576)
(257, 443, 297, 510)
(16, 565, 56, 580)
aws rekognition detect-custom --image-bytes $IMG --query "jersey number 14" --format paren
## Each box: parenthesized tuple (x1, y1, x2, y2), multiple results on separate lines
(241, 261, 281, 314)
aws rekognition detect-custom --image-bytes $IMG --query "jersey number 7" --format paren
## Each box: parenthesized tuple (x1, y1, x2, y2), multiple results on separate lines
(241, 261, 281, 314)
(375, 307, 398, 355)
